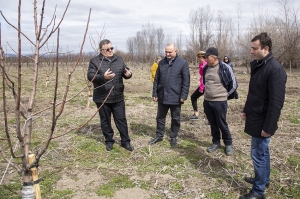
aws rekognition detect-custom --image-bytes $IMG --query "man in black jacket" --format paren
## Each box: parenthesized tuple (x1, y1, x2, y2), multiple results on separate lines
(148, 43, 190, 147)
(240, 33, 287, 199)
(87, 39, 133, 152)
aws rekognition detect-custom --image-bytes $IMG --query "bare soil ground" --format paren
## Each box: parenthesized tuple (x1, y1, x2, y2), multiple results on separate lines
(0, 65, 299, 199)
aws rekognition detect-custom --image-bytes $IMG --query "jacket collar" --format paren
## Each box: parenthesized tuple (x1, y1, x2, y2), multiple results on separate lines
(250, 52, 273, 72)
(165, 54, 178, 65)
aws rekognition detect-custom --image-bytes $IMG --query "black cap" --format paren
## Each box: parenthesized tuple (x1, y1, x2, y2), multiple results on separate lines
(204, 47, 218, 57)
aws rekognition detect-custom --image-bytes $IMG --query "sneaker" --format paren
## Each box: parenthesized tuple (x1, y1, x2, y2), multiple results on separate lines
(207, 144, 220, 153)
(225, 145, 233, 156)
(189, 114, 199, 120)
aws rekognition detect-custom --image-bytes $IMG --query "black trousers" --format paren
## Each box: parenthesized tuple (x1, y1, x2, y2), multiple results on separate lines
(155, 102, 181, 139)
(190, 86, 204, 111)
(96, 101, 130, 144)
(203, 100, 232, 145)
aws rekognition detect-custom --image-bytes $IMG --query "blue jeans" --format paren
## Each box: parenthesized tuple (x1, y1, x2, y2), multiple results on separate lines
(251, 137, 271, 195)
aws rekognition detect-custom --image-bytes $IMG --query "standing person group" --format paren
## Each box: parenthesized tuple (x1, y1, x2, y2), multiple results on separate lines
(239, 33, 287, 199)
(188, 51, 207, 120)
(87, 34, 287, 199)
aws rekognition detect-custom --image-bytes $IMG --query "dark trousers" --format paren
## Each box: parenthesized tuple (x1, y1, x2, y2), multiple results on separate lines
(203, 100, 232, 145)
(96, 101, 130, 144)
(191, 87, 204, 111)
(156, 102, 181, 138)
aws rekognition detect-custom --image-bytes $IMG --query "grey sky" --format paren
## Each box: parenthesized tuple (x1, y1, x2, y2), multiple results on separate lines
(0, 0, 298, 55)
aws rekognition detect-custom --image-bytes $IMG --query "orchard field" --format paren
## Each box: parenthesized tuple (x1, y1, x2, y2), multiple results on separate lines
(0, 65, 299, 199)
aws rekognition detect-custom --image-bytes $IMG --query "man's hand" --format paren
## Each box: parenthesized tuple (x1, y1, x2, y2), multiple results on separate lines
(124, 68, 132, 78)
(180, 98, 185, 103)
(261, 130, 271, 138)
(104, 68, 115, 80)
(153, 97, 158, 102)
(241, 112, 246, 120)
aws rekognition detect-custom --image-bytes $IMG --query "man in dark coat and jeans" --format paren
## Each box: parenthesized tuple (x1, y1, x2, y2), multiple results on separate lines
(148, 43, 190, 147)
(240, 33, 287, 199)
(87, 39, 134, 152)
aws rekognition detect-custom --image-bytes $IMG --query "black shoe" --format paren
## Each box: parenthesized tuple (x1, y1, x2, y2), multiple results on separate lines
(106, 143, 113, 151)
(244, 177, 270, 188)
(239, 191, 265, 199)
(170, 138, 177, 147)
(121, 143, 134, 151)
(188, 114, 199, 120)
(207, 144, 220, 153)
(148, 137, 163, 145)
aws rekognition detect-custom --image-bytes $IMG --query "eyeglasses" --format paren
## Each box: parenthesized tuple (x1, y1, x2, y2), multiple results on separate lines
(102, 47, 114, 52)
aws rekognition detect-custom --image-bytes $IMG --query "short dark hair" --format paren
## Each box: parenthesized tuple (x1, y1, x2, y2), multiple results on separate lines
(99, 39, 111, 50)
(251, 32, 272, 51)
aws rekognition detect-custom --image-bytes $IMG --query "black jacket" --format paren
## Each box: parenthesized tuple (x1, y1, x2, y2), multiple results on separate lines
(87, 54, 131, 103)
(243, 52, 287, 137)
(152, 55, 190, 105)
(203, 60, 238, 99)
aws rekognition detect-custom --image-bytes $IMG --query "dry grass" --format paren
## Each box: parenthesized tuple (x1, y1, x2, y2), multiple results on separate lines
(0, 64, 299, 199)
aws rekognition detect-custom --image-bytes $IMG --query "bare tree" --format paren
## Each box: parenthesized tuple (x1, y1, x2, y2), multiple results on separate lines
(176, 32, 183, 56)
(126, 23, 165, 68)
(213, 11, 234, 59)
(188, 5, 214, 62)
(276, 0, 300, 69)
(156, 27, 165, 56)
(0, 0, 92, 198)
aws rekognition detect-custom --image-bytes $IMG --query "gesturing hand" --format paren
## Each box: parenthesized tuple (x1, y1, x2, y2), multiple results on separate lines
(124, 68, 132, 78)
(104, 68, 115, 80)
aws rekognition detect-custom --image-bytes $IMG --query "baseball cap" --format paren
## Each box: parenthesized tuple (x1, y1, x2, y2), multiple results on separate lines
(204, 47, 218, 57)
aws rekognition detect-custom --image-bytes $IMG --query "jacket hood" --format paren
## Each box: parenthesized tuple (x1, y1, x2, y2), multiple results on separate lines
(224, 55, 231, 63)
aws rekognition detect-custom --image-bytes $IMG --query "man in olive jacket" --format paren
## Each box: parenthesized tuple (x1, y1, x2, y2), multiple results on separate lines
(240, 33, 287, 199)
(149, 43, 190, 147)
(87, 39, 133, 152)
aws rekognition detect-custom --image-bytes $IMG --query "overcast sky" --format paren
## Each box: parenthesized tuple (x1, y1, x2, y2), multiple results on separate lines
(0, 0, 298, 55)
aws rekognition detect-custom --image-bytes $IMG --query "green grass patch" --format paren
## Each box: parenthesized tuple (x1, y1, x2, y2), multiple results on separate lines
(169, 181, 183, 191)
(287, 155, 300, 167)
(38, 169, 74, 198)
(0, 179, 22, 199)
(287, 114, 300, 124)
(96, 175, 135, 197)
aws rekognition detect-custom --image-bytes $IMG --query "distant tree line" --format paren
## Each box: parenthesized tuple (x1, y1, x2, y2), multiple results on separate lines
(124, 0, 300, 69)
(3, 0, 300, 70)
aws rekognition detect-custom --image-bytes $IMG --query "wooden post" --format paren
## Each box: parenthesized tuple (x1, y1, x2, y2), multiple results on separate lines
(46, 75, 49, 87)
(28, 154, 41, 199)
